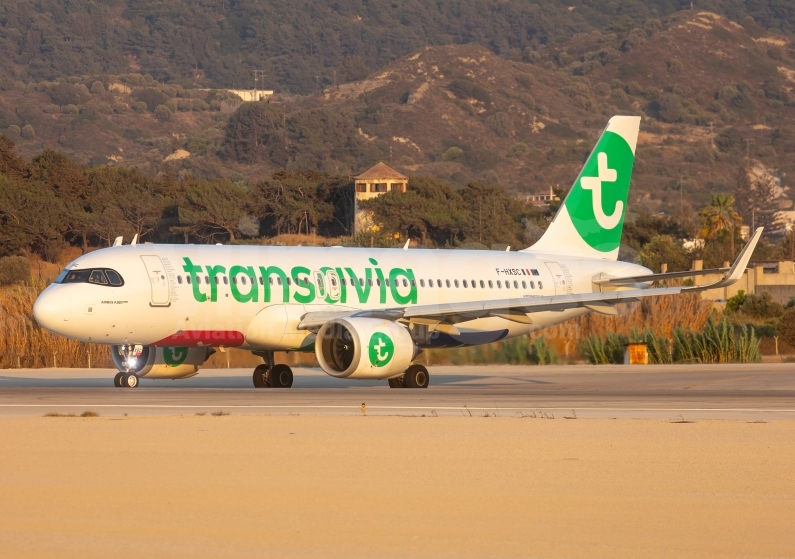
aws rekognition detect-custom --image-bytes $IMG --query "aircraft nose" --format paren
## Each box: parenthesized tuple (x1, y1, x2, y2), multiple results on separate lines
(33, 287, 68, 334)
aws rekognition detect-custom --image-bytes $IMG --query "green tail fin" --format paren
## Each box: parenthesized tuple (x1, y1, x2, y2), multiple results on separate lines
(526, 115, 640, 260)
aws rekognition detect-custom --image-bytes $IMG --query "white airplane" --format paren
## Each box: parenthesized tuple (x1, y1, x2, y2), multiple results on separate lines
(33, 116, 761, 389)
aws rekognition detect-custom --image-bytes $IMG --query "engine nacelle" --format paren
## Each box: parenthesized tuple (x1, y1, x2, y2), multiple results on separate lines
(110, 345, 215, 379)
(316, 317, 416, 379)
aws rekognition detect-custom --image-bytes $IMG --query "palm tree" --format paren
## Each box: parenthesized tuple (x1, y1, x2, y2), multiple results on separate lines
(699, 193, 742, 256)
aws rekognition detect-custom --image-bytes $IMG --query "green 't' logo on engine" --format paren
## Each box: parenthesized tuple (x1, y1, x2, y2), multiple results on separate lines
(164, 347, 188, 367)
(565, 130, 634, 253)
(368, 332, 394, 367)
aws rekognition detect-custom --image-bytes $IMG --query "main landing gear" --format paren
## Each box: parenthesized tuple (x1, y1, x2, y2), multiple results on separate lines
(388, 364, 430, 389)
(114, 372, 139, 388)
(252, 351, 293, 388)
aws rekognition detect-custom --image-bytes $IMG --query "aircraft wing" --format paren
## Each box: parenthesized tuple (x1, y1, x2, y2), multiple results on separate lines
(298, 286, 682, 330)
(594, 228, 762, 290)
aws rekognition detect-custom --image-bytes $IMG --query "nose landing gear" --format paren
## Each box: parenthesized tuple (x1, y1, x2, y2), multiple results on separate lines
(114, 372, 139, 388)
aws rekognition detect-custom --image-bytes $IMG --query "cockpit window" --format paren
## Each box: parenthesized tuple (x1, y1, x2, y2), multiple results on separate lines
(89, 270, 108, 285)
(58, 268, 124, 287)
(105, 270, 123, 286)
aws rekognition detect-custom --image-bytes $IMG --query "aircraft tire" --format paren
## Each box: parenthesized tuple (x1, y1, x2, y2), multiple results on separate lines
(387, 376, 405, 388)
(252, 364, 270, 388)
(269, 364, 293, 388)
(122, 373, 139, 388)
(403, 365, 429, 389)
(114, 372, 124, 387)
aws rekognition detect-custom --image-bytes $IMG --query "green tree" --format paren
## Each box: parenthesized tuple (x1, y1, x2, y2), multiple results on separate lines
(171, 179, 252, 243)
(699, 193, 742, 256)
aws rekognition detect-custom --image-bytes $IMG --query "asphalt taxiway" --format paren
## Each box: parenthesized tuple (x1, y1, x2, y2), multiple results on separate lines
(0, 363, 793, 419)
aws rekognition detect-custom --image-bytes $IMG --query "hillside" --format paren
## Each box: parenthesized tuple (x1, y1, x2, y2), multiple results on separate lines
(2, 0, 793, 95)
(3, 10, 795, 219)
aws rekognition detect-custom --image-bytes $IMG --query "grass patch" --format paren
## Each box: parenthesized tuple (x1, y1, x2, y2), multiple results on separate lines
(211, 410, 229, 416)
(44, 410, 100, 417)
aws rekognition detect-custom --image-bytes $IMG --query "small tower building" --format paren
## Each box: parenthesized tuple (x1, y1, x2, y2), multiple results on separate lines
(353, 162, 408, 234)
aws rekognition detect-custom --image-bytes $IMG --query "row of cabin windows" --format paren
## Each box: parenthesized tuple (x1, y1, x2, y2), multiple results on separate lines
(174, 274, 542, 290)
(355, 183, 406, 193)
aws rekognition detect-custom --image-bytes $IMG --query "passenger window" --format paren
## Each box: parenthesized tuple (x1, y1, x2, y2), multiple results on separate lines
(445, 280, 451, 288)
(368, 279, 373, 286)
(471, 280, 475, 288)
(530, 281, 534, 289)
(480, 280, 485, 288)
(497, 280, 501, 288)
(195, 276, 201, 285)
(539, 281, 543, 289)
(276, 278, 281, 285)
(403, 279, 408, 287)
(514, 281, 518, 289)
(455, 280, 460, 288)
(522, 281, 526, 289)
(462, 280, 467, 288)
(331, 277, 337, 287)
(420, 279, 425, 287)
(105, 270, 123, 286)
(177, 276, 183, 284)
(286, 278, 291, 286)
(204, 275, 209, 284)
(488, 280, 493, 288)
(223, 276, 229, 285)
(214, 276, 219, 285)
(436, 279, 441, 288)
(232, 276, 237, 285)
(186, 275, 192, 285)
(89, 270, 108, 285)
(505, 281, 510, 289)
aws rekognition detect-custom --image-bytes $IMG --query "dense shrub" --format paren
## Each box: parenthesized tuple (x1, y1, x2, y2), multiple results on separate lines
(48, 82, 88, 105)
(448, 78, 492, 105)
(20, 124, 35, 140)
(485, 112, 514, 137)
(153, 105, 172, 122)
(134, 88, 168, 112)
(0, 256, 31, 285)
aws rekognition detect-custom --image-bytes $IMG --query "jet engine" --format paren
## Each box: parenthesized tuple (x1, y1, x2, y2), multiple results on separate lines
(315, 317, 416, 379)
(110, 345, 215, 379)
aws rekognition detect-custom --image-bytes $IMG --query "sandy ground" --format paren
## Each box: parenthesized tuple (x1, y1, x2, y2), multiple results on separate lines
(0, 416, 793, 559)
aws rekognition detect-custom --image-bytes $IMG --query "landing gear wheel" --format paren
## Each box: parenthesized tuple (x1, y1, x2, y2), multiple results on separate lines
(114, 372, 124, 387)
(253, 364, 270, 388)
(122, 373, 139, 388)
(403, 365, 429, 389)
(388, 376, 405, 388)
(269, 364, 293, 388)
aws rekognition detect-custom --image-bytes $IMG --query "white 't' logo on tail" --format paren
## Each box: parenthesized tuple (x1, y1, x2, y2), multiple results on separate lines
(580, 152, 623, 230)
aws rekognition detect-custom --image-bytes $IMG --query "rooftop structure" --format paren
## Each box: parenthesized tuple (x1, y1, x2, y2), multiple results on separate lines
(524, 187, 559, 208)
(353, 162, 408, 234)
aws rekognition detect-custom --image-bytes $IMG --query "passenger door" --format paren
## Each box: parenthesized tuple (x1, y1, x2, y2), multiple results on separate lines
(140, 255, 170, 306)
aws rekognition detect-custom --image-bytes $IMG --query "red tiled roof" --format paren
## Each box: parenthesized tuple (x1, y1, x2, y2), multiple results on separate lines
(354, 162, 408, 180)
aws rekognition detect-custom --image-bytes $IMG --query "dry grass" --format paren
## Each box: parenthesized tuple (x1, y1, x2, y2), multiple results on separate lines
(0, 283, 112, 369)
(43, 411, 99, 418)
(533, 293, 714, 359)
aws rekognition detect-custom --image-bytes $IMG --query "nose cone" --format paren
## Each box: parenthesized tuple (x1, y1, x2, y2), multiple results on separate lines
(33, 286, 69, 336)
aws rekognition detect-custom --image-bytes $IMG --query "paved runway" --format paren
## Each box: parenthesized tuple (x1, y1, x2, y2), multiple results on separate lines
(0, 363, 793, 419)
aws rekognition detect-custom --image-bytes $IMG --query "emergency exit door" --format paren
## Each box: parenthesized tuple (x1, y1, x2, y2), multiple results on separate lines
(544, 261, 570, 295)
(141, 255, 170, 306)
